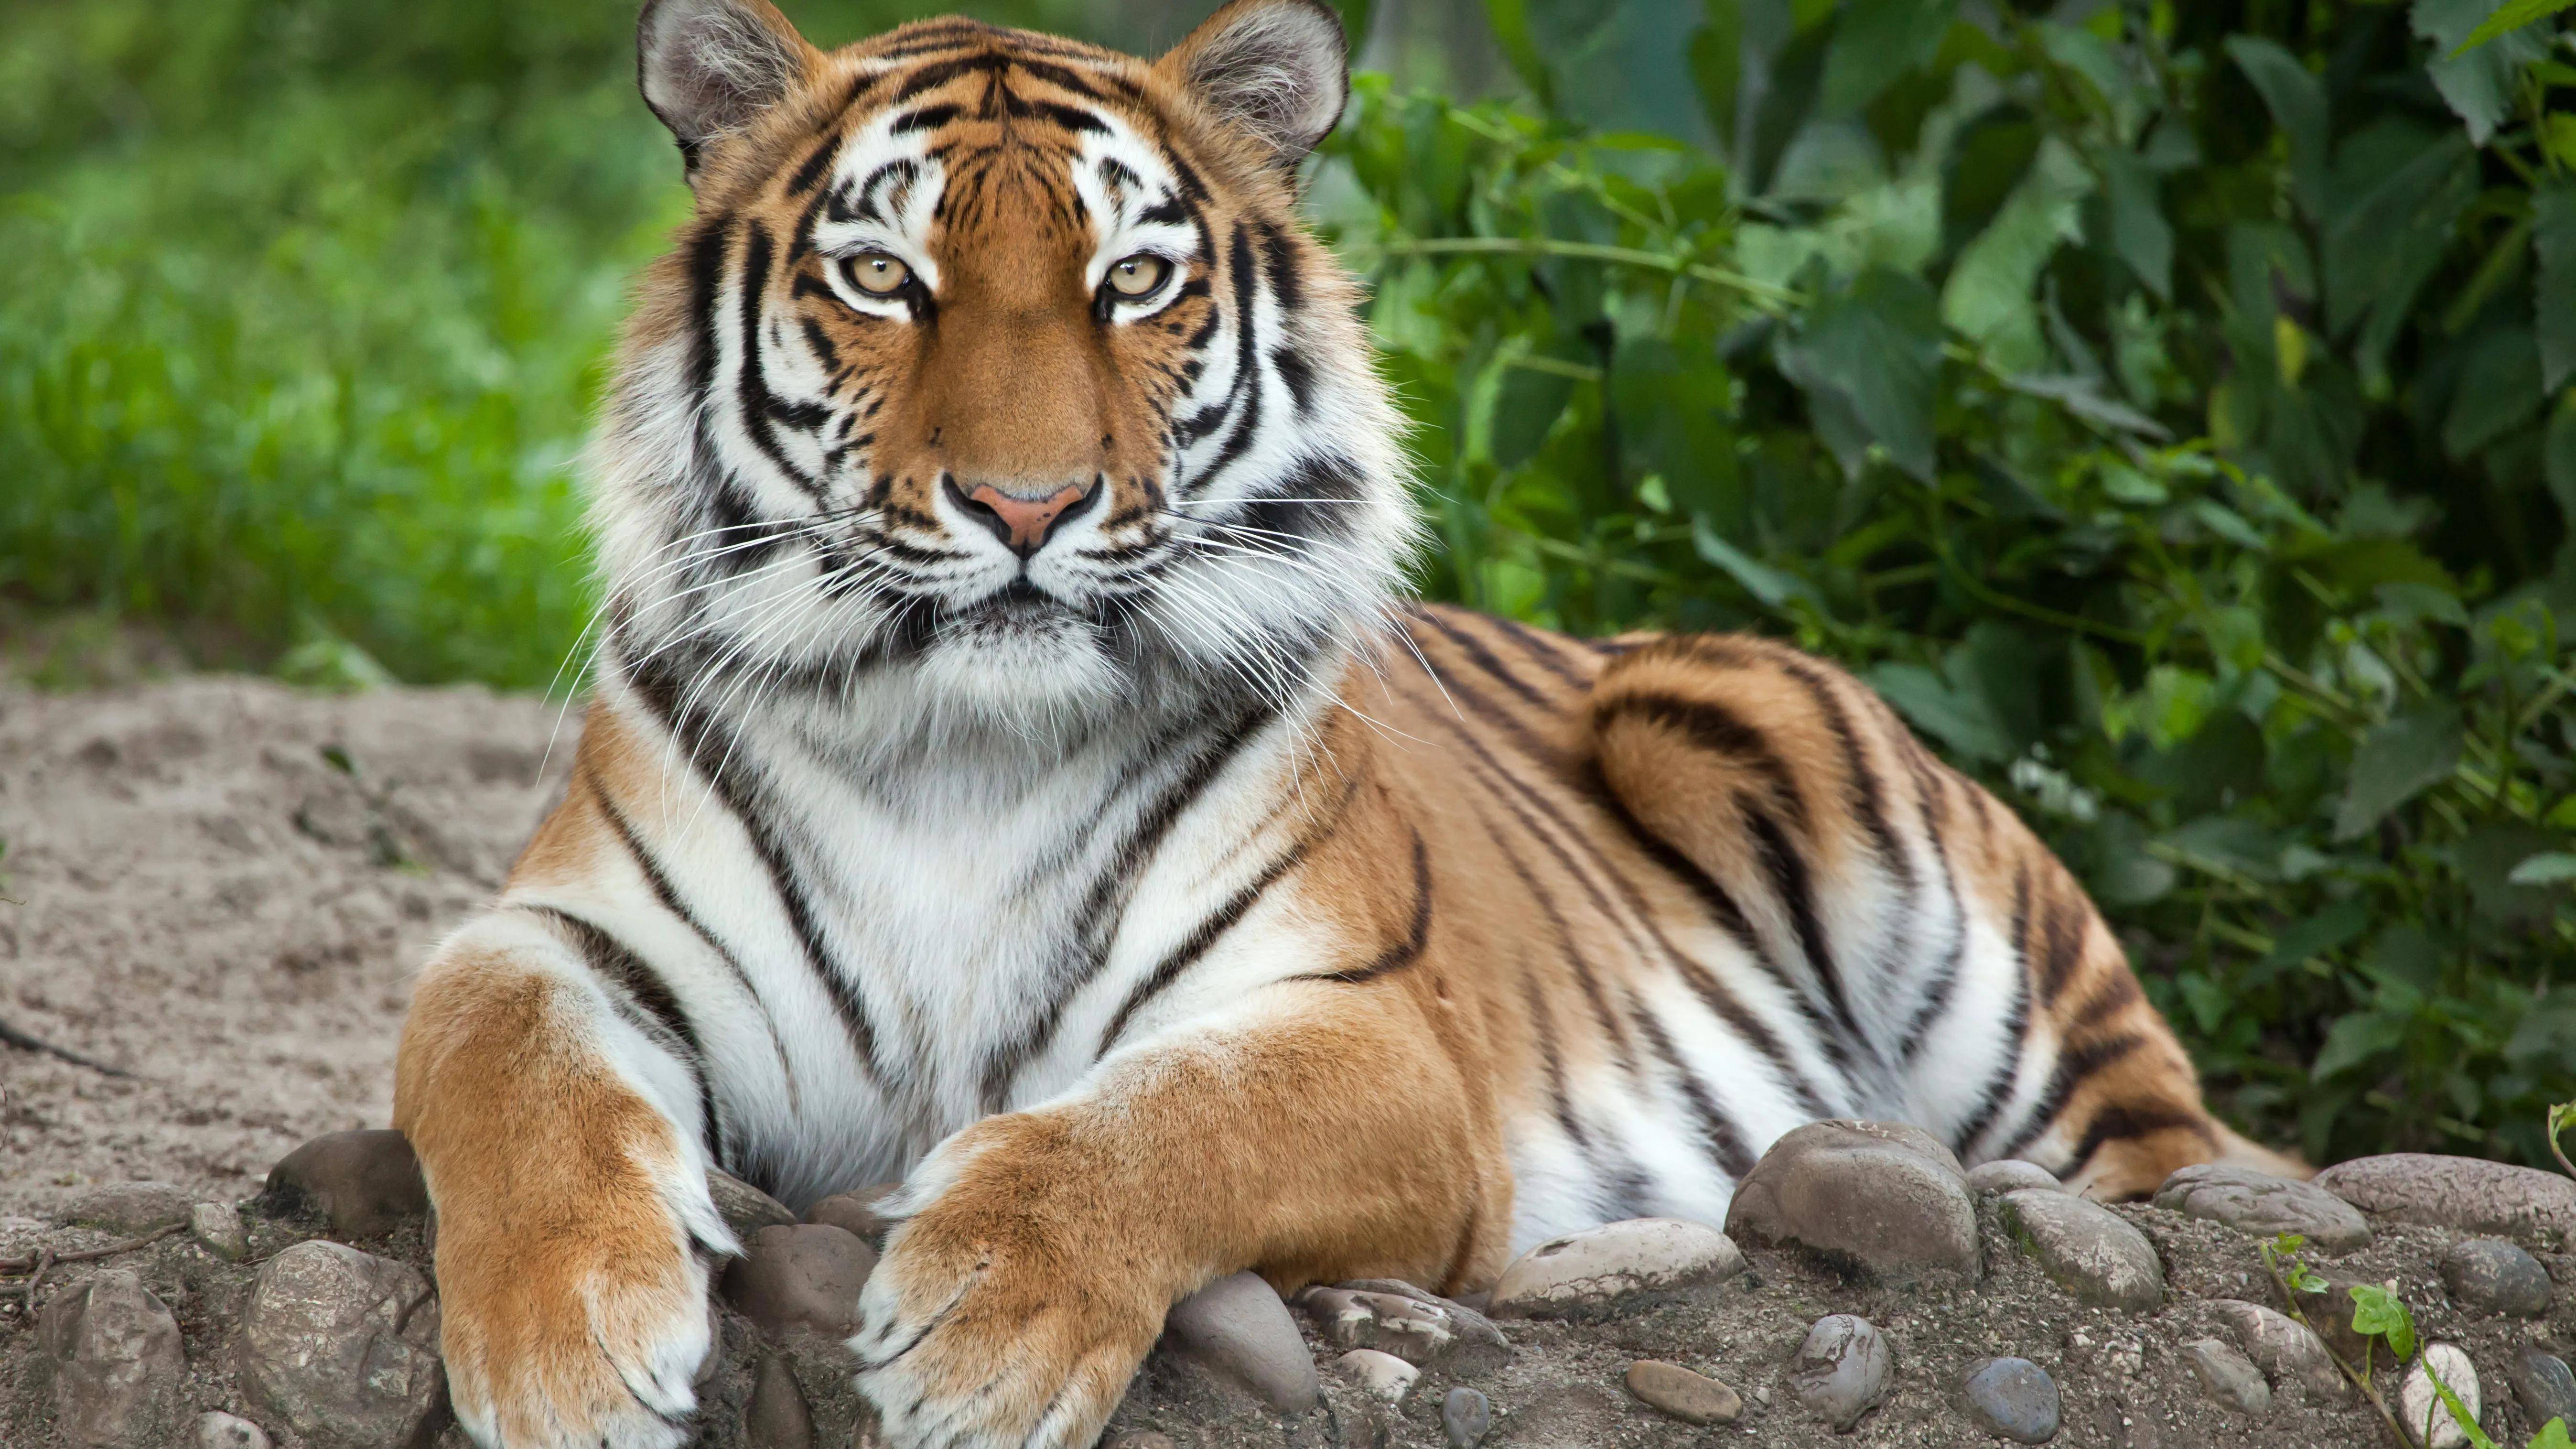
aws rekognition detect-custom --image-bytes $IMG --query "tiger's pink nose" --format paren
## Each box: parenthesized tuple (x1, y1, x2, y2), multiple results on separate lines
(951, 477, 1099, 557)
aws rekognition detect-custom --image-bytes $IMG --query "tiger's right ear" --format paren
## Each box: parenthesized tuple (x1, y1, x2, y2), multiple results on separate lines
(637, 0, 819, 181)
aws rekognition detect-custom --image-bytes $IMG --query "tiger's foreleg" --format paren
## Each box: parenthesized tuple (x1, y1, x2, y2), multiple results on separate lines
(395, 912, 732, 1449)
(852, 980, 1506, 1449)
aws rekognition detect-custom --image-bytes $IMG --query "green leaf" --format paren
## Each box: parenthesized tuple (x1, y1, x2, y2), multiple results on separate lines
(2535, 182, 2576, 390)
(2451, 0, 2576, 55)
(2532, 1417, 2575, 1449)
(1868, 661, 2017, 764)
(1816, 0, 1958, 118)
(2225, 37, 2330, 218)
(1775, 267, 1943, 481)
(2102, 150, 2173, 299)
(2334, 703, 2466, 840)
(2263, 898, 2374, 972)
(2510, 852, 2576, 885)
(2323, 129, 2479, 371)
(2415, 0, 2552, 146)
(2347, 1282, 2419, 1362)
(1692, 519, 1818, 612)
(1941, 137, 2094, 372)
(2443, 325, 2547, 459)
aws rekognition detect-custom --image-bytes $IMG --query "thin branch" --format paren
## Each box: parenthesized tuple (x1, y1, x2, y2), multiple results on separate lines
(0, 1018, 131, 1077)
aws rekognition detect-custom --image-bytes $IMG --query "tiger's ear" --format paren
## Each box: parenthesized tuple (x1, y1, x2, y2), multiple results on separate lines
(637, 0, 819, 180)
(1155, 0, 1349, 171)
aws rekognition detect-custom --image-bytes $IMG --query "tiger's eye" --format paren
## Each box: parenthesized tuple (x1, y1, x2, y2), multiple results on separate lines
(1105, 254, 1172, 299)
(844, 252, 911, 296)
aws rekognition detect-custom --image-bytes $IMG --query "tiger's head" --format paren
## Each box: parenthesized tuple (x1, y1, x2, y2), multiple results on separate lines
(596, 0, 1411, 743)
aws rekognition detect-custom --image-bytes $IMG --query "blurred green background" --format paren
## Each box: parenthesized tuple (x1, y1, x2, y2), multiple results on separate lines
(5, 0, 2576, 1169)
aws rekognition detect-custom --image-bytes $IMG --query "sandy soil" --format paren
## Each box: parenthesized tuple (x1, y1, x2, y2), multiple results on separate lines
(0, 676, 566, 1216)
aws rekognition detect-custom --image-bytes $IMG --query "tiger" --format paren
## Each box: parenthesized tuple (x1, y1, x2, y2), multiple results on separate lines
(389, 1, 2299, 1445)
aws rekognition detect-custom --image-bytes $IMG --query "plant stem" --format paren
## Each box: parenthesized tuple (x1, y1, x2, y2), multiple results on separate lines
(2259, 1254, 2421, 1448)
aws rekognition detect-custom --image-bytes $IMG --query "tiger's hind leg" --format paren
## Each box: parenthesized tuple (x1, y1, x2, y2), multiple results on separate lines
(1585, 633, 2300, 1198)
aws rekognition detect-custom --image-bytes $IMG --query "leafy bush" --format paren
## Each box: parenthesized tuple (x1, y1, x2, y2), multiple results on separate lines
(1313, 0, 2576, 1166)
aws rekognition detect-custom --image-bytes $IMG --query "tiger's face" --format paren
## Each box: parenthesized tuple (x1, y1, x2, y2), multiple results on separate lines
(598, 0, 1409, 735)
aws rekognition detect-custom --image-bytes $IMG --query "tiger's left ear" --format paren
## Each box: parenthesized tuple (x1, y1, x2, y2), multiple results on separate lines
(637, 0, 821, 181)
(1156, 0, 1349, 171)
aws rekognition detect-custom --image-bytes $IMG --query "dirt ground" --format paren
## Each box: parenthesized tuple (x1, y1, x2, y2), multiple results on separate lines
(0, 675, 566, 1217)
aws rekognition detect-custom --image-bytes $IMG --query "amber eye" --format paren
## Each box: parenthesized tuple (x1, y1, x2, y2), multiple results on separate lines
(843, 251, 912, 296)
(1104, 254, 1172, 300)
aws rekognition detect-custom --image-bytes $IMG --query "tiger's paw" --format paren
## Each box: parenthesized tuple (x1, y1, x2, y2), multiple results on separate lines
(851, 1152, 1167, 1449)
(435, 1197, 720, 1449)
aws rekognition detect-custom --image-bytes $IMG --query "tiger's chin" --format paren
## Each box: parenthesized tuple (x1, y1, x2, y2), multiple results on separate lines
(910, 606, 1127, 723)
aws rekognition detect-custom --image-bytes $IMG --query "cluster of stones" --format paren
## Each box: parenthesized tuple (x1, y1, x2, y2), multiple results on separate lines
(20, 1121, 2576, 1447)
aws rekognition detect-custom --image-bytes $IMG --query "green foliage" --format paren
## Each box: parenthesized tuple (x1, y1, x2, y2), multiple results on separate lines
(1315, 0, 2576, 1165)
(0, 0, 1117, 688)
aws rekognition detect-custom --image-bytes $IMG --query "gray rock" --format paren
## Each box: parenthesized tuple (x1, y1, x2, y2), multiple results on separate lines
(37, 1268, 187, 1449)
(1968, 1160, 2065, 1196)
(1998, 1189, 2163, 1312)
(190, 1202, 248, 1262)
(1298, 1287, 1509, 1373)
(1334, 1349, 1419, 1404)
(1441, 1385, 1493, 1448)
(2314, 1154, 2576, 1243)
(1962, 1357, 2060, 1444)
(1787, 1313, 1891, 1431)
(2153, 1165, 2372, 1253)
(1487, 1218, 1742, 1321)
(803, 1182, 902, 1244)
(1624, 1360, 1742, 1426)
(707, 1169, 798, 1243)
(1159, 1271, 1320, 1413)
(744, 1353, 814, 1449)
(59, 1182, 194, 1237)
(2207, 1299, 2344, 1400)
(1725, 1120, 1979, 1281)
(191, 1412, 273, 1449)
(2399, 1343, 2481, 1449)
(2507, 1348, 2576, 1431)
(239, 1240, 444, 1449)
(720, 1223, 875, 1337)
(2185, 1339, 2271, 1415)
(259, 1131, 427, 1238)
(2440, 1238, 2551, 1317)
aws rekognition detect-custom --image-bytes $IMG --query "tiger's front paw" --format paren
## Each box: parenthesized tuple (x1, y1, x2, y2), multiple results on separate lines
(851, 1149, 1168, 1449)
(435, 1198, 719, 1449)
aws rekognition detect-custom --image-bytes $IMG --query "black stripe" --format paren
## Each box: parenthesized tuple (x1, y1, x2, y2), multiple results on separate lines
(1895, 746, 1964, 1063)
(1628, 1006, 1757, 1179)
(1423, 700, 1838, 1118)
(519, 904, 721, 1163)
(594, 785, 796, 1104)
(1520, 970, 1587, 1147)
(1295, 831, 1432, 984)
(1098, 833, 1314, 1051)
(620, 645, 882, 1081)
(1776, 656, 1912, 889)
(2035, 876, 2090, 1007)
(1229, 453, 1364, 551)
(2059, 1102, 2204, 1180)
(973, 699, 1289, 1105)
(1412, 606, 1554, 710)
(1596, 691, 1807, 831)
(785, 132, 843, 197)
(892, 104, 962, 133)
(1482, 612, 1593, 689)
(685, 217, 733, 398)
(1996, 1032, 2148, 1161)
(1484, 815, 1645, 1069)
(1270, 345, 1315, 415)
(1252, 219, 1304, 311)
(731, 223, 823, 496)
(1743, 804, 1864, 1049)
(1951, 865, 2034, 1155)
